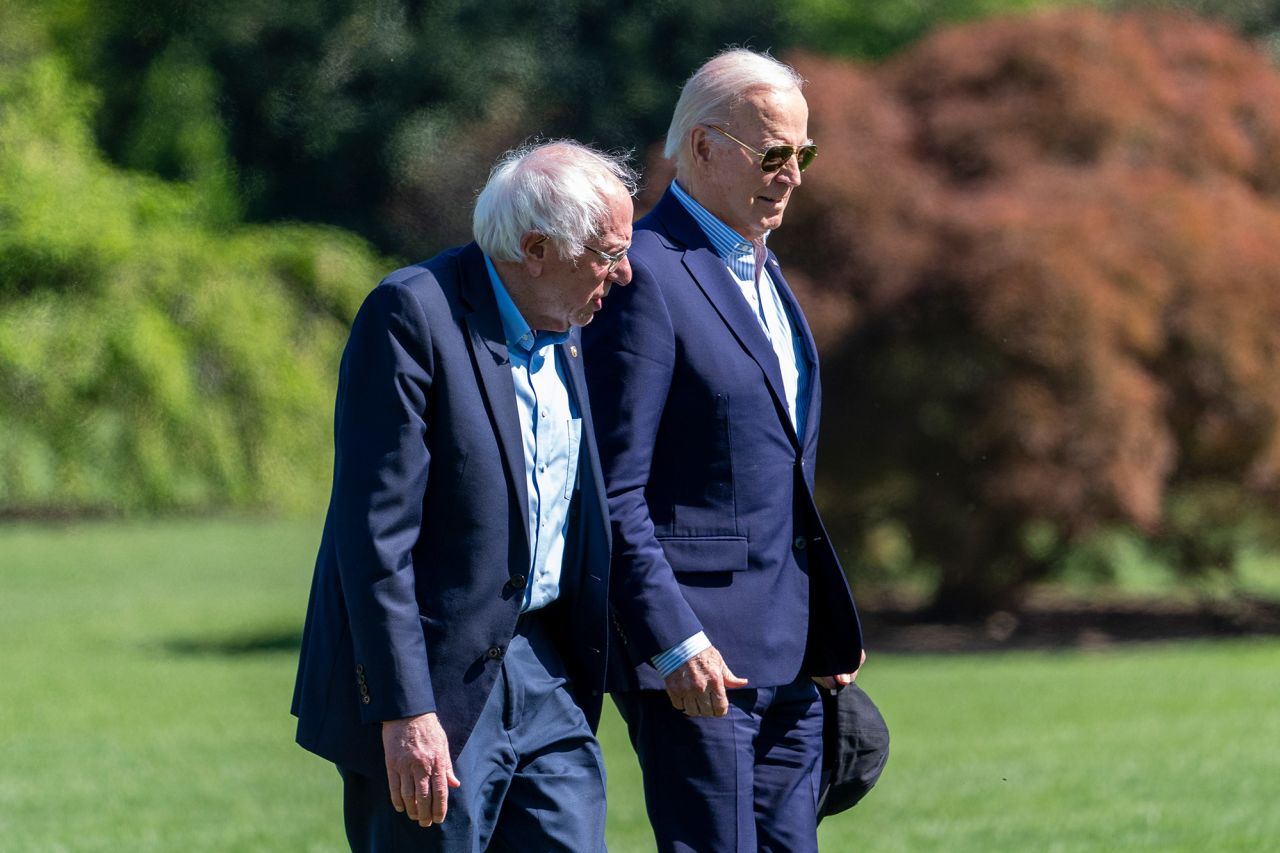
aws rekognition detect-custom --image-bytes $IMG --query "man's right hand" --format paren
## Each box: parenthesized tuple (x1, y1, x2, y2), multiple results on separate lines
(663, 645, 749, 717)
(381, 712, 461, 827)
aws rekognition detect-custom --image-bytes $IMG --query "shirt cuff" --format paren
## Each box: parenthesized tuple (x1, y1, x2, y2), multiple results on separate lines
(651, 631, 711, 678)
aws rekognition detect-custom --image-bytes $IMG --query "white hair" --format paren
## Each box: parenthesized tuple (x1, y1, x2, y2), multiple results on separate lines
(664, 48, 806, 175)
(473, 140, 638, 262)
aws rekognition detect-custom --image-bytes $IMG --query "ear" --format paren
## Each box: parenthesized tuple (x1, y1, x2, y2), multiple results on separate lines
(690, 126, 714, 168)
(520, 232, 547, 277)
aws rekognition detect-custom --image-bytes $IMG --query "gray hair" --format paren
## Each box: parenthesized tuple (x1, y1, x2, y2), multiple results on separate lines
(473, 140, 638, 262)
(664, 48, 806, 175)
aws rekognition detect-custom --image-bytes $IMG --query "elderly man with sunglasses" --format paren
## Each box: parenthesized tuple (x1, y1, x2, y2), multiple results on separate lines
(582, 49, 865, 852)
(294, 140, 635, 852)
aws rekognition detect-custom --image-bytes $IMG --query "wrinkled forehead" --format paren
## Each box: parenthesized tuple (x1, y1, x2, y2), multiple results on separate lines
(729, 86, 809, 139)
(595, 187, 634, 241)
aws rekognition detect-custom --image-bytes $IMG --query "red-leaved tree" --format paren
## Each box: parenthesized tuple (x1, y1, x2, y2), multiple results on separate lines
(766, 10, 1280, 615)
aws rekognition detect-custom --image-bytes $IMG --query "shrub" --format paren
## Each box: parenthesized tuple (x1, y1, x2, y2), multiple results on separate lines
(775, 11, 1280, 614)
(0, 10, 387, 514)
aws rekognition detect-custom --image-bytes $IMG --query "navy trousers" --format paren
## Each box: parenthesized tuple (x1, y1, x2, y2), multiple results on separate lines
(339, 616, 607, 852)
(615, 677, 824, 853)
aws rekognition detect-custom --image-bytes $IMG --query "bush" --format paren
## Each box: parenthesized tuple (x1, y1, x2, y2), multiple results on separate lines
(774, 10, 1280, 614)
(0, 10, 388, 514)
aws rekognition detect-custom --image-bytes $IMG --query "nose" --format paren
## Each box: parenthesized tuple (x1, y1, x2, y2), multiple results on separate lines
(611, 255, 633, 286)
(775, 155, 802, 187)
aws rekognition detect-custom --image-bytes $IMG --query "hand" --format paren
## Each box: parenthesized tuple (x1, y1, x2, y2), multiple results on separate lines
(812, 649, 867, 693)
(664, 645, 749, 717)
(381, 712, 462, 827)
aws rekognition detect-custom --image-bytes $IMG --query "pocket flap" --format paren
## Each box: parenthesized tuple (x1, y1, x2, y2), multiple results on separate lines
(658, 536, 749, 573)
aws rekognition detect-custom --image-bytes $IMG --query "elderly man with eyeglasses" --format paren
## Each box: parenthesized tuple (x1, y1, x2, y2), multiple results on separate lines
(582, 49, 867, 852)
(294, 140, 635, 852)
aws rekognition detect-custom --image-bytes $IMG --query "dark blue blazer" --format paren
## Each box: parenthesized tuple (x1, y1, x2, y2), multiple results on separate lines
(292, 243, 610, 778)
(582, 187, 861, 692)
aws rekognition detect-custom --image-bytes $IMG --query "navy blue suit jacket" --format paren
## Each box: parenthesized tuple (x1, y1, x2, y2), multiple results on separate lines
(292, 243, 610, 777)
(582, 187, 861, 692)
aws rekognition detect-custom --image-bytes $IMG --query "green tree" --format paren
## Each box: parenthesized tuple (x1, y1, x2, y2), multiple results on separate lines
(0, 6, 387, 514)
(42, 0, 797, 259)
(785, 0, 1070, 59)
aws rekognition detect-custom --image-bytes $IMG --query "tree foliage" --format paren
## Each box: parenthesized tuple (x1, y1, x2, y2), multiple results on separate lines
(9, 0, 1280, 612)
(1, 0, 1067, 518)
(1104, 0, 1280, 41)
(774, 10, 1280, 614)
(44, 0, 796, 260)
(42, 0, 1072, 261)
(784, 0, 1067, 60)
(0, 6, 387, 513)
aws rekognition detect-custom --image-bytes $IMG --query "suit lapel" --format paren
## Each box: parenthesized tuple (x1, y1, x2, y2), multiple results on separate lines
(558, 332, 594, 504)
(765, 251, 822, 451)
(559, 332, 587, 437)
(456, 245, 531, 554)
(655, 190, 801, 449)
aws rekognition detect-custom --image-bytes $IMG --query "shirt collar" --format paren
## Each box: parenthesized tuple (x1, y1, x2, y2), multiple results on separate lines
(485, 255, 570, 354)
(670, 180, 769, 263)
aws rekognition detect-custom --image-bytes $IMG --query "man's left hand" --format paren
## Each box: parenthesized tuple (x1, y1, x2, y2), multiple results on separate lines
(812, 649, 867, 692)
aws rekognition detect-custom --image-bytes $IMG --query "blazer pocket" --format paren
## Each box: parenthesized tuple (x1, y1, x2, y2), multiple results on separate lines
(658, 535, 749, 574)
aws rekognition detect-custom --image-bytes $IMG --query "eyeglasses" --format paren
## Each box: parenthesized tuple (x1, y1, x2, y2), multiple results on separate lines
(534, 235, 628, 273)
(583, 243, 628, 272)
(707, 125, 817, 172)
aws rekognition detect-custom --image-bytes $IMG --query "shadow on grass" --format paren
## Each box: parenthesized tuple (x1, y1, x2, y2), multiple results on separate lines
(163, 628, 302, 657)
(861, 593, 1280, 653)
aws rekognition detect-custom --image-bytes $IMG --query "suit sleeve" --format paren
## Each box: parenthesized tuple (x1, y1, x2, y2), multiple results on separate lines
(583, 250, 706, 661)
(330, 281, 437, 723)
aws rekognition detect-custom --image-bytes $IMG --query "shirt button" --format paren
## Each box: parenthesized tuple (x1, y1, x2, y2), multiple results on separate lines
(794, 536, 808, 551)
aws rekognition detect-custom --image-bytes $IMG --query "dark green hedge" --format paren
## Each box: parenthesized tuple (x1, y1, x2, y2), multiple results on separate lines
(0, 11, 387, 513)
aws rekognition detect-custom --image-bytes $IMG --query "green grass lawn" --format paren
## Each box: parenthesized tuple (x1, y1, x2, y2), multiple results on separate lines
(1, 519, 1277, 851)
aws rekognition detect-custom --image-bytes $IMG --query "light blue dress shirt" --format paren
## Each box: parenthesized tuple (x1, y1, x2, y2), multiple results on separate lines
(648, 183, 812, 679)
(486, 257, 582, 613)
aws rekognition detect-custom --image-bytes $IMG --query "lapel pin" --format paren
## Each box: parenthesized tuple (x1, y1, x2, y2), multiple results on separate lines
(570, 345, 579, 358)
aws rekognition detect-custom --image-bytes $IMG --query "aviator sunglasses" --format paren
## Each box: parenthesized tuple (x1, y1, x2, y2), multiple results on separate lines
(707, 124, 817, 172)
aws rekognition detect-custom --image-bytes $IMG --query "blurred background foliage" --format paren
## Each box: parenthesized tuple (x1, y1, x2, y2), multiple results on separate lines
(780, 10, 1280, 614)
(5, 0, 1280, 613)
(0, 3, 386, 513)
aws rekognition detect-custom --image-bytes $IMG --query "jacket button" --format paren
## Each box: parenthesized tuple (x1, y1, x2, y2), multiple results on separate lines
(355, 664, 365, 676)
(486, 646, 504, 660)
(361, 695, 371, 705)
(794, 536, 808, 551)
(509, 575, 527, 590)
